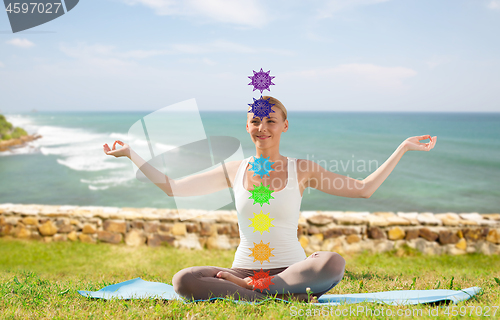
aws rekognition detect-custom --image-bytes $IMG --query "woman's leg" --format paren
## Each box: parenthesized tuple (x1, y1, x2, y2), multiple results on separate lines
(263, 251, 345, 297)
(174, 251, 345, 301)
(172, 266, 268, 301)
(217, 251, 345, 299)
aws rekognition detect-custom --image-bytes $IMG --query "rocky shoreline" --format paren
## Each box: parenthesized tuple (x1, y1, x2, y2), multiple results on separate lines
(1, 203, 500, 255)
(0, 134, 42, 152)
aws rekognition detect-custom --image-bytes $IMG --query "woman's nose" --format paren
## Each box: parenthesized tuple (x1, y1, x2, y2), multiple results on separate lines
(258, 122, 266, 131)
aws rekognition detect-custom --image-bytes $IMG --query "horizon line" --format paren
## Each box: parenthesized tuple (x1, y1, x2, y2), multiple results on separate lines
(2, 110, 500, 114)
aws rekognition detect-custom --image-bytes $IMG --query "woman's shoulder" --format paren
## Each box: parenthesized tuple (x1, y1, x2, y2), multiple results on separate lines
(295, 158, 319, 173)
(225, 158, 245, 168)
(223, 158, 247, 175)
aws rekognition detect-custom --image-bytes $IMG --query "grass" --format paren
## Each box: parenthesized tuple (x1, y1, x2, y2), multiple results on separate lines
(0, 238, 499, 319)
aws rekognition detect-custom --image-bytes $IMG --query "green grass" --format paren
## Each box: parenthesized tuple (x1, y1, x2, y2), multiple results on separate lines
(1, 238, 499, 319)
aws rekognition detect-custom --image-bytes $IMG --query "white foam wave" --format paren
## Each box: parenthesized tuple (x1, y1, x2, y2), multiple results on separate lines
(109, 132, 129, 140)
(1, 114, 172, 191)
(57, 157, 128, 172)
(35, 125, 100, 147)
(80, 176, 135, 185)
(89, 185, 110, 190)
(4, 114, 35, 133)
(0, 144, 39, 156)
(155, 142, 176, 152)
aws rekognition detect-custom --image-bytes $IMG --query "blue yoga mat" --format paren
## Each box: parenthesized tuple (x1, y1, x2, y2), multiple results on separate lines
(78, 278, 481, 306)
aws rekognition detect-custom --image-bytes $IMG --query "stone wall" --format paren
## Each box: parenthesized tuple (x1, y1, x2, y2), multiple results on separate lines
(1, 203, 500, 255)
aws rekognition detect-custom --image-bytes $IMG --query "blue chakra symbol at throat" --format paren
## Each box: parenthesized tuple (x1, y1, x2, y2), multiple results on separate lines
(248, 96, 275, 121)
(248, 68, 275, 93)
(249, 155, 275, 179)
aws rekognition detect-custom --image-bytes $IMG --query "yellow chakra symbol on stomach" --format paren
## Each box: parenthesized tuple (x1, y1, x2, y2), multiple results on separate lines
(248, 211, 275, 235)
(249, 240, 275, 264)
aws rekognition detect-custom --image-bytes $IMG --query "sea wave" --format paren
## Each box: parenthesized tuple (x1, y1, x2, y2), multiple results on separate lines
(88, 185, 110, 190)
(56, 157, 128, 172)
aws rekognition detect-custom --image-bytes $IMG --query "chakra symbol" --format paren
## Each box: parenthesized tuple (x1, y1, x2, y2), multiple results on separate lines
(249, 211, 275, 235)
(248, 68, 275, 93)
(249, 183, 275, 206)
(250, 269, 275, 292)
(248, 96, 275, 121)
(249, 240, 275, 264)
(248, 154, 275, 179)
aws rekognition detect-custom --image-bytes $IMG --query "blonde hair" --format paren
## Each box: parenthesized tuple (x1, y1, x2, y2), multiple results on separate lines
(247, 96, 287, 121)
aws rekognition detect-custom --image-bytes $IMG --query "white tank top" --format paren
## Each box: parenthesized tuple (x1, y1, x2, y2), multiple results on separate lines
(231, 156, 307, 269)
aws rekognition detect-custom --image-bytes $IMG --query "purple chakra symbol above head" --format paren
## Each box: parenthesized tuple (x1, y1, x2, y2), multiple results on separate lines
(248, 96, 275, 121)
(248, 68, 275, 93)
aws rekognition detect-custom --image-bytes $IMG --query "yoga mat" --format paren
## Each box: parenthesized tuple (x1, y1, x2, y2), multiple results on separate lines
(78, 278, 481, 306)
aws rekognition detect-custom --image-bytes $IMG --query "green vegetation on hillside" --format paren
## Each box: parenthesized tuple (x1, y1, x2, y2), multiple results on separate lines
(0, 114, 28, 141)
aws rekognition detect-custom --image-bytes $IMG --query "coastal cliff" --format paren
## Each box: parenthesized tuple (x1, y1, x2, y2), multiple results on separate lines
(0, 114, 41, 152)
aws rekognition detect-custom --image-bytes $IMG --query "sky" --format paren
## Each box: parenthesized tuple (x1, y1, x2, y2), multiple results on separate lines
(0, 0, 499, 113)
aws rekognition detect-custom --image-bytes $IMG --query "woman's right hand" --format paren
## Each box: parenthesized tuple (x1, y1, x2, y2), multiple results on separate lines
(103, 140, 131, 158)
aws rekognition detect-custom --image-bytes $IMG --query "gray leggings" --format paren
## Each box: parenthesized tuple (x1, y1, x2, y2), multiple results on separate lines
(172, 251, 345, 301)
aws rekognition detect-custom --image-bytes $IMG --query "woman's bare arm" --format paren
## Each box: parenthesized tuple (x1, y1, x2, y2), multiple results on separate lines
(303, 160, 366, 198)
(104, 140, 236, 197)
(304, 135, 437, 198)
(361, 135, 436, 198)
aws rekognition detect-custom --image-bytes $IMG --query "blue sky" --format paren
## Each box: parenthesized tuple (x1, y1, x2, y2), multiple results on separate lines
(1, 0, 499, 112)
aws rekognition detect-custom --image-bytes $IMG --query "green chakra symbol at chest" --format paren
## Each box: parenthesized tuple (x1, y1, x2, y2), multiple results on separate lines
(249, 211, 275, 235)
(249, 183, 275, 206)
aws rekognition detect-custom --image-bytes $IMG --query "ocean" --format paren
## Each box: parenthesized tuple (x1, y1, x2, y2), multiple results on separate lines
(0, 110, 499, 214)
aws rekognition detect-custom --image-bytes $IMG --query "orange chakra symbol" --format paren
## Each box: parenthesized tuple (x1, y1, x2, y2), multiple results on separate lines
(250, 269, 275, 292)
(249, 240, 275, 264)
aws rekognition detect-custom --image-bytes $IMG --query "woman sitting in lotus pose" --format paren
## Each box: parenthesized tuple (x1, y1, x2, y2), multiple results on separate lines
(103, 96, 436, 301)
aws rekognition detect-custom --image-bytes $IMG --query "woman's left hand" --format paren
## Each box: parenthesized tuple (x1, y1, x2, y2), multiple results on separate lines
(402, 135, 437, 152)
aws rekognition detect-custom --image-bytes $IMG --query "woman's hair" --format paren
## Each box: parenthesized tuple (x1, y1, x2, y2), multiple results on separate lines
(247, 96, 287, 121)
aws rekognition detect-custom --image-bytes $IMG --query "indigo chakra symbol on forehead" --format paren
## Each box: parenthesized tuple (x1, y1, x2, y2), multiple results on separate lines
(248, 68, 275, 93)
(248, 96, 275, 121)
(249, 154, 275, 179)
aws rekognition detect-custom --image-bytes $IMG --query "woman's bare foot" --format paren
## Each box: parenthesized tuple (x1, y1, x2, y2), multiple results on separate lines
(216, 271, 253, 290)
(215, 272, 319, 303)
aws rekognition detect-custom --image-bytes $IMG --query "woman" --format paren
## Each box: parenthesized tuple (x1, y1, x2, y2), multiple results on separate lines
(103, 96, 437, 302)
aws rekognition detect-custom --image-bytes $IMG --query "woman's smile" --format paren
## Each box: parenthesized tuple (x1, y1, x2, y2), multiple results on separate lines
(257, 135, 270, 140)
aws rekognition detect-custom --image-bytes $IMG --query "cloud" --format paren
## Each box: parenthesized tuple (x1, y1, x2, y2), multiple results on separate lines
(59, 40, 292, 64)
(120, 0, 269, 27)
(487, 0, 500, 9)
(0, 61, 4, 68)
(59, 43, 140, 71)
(171, 40, 293, 55)
(317, 0, 392, 19)
(178, 57, 217, 65)
(6, 38, 35, 48)
(284, 63, 417, 90)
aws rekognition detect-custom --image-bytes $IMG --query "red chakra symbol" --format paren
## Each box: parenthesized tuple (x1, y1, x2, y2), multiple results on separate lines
(250, 269, 275, 292)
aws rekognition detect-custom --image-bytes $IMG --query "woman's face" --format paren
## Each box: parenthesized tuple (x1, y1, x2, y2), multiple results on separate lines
(246, 106, 288, 149)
